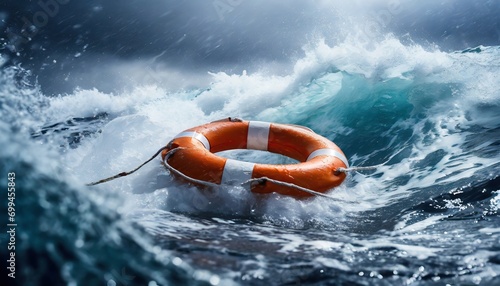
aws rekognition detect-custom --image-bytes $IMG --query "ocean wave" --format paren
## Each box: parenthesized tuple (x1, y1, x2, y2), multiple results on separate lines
(1, 35, 499, 284)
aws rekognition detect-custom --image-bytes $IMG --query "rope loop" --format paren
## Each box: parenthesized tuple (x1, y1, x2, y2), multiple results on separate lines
(86, 144, 385, 200)
(161, 148, 219, 188)
(242, 177, 339, 199)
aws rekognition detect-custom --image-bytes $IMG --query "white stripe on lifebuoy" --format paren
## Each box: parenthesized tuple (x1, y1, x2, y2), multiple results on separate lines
(307, 148, 349, 167)
(221, 159, 255, 188)
(247, 121, 271, 151)
(174, 131, 211, 150)
(162, 119, 349, 197)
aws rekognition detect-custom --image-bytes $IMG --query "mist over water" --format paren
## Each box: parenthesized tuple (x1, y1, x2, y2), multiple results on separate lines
(2, 1, 499, 94)
(1, 1, 500, 285)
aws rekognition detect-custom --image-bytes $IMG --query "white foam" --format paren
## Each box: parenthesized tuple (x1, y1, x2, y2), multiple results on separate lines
(38, 35, 499, 226)
(353, 238, 441, 260)
(393, 214, 447, 234)
(313, 257, 351, 271)
(479, 227, 500, 234)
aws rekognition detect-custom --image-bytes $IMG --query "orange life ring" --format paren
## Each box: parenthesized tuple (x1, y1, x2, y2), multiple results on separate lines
(161, 118, 349, 197)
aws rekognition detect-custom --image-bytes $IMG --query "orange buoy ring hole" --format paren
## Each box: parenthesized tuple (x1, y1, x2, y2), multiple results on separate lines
(161, 118, 349, 197)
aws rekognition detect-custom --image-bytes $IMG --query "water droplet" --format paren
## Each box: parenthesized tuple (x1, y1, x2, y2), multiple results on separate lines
(209, 275, 220, 285)
(172, 257, 182, 266)
(74, 239, 84, 248)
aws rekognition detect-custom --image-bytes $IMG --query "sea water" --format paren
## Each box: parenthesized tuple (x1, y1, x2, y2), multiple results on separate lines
(1, 2, 499, 285)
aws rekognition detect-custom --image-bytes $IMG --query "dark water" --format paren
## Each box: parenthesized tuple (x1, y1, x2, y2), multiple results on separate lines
(1, 1, 500, 285)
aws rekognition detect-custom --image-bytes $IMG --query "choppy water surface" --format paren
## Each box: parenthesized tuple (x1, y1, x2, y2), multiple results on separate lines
(1, 1, 499, 285)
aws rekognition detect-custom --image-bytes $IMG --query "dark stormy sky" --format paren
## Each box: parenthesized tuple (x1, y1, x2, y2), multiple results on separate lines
(1, 0, 499, 94)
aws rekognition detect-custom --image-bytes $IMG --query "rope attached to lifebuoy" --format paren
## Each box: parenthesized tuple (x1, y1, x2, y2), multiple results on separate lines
(85, 146, 169, 186)
(161, 148, 220, 188)
(86, 146, 381, 197)
(241, 177, 337, 199)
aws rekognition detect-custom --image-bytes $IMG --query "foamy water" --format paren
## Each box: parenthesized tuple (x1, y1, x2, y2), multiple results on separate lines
(1, 18, 499, 286)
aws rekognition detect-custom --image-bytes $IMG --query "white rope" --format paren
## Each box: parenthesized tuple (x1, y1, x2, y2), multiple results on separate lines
(336, 146, 413, 174)
(161, 148, 219, 188)
(336, 160, 389, 173)
(164, 148, 339, 199)
(87, 143, 386, 199)
(242, 177, 338, 199)
(336, 165, 380, 173)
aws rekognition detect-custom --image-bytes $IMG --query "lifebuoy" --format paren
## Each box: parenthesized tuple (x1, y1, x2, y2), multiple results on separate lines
(161, 118, 349, 197)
